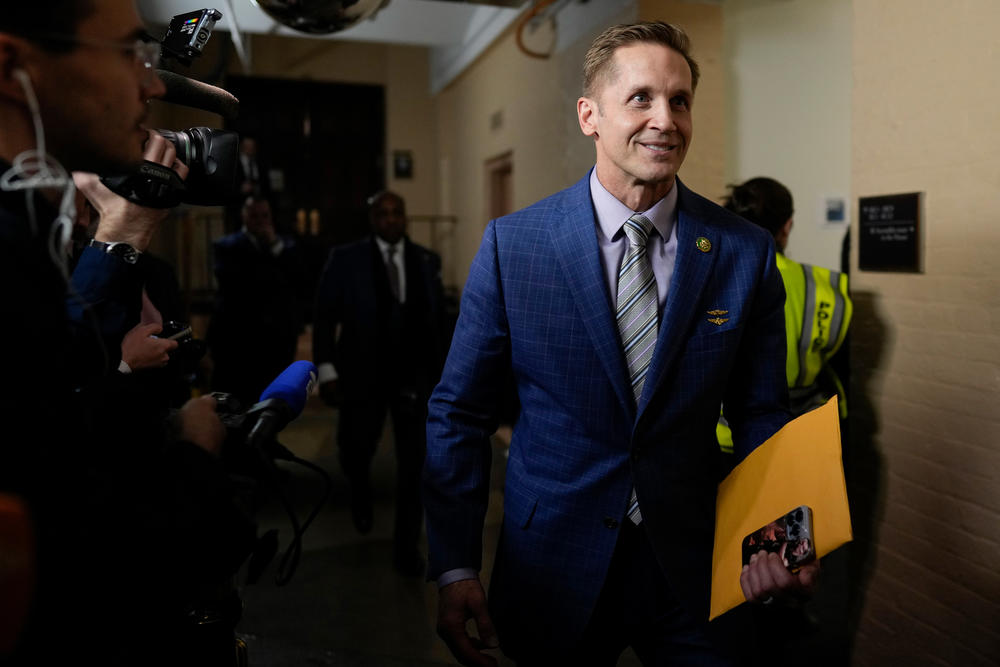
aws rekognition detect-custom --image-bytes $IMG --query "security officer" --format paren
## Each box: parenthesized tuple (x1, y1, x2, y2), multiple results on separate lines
(718, 176, 852, 452)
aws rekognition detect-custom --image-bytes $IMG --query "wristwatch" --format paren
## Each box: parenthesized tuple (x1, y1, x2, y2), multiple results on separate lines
(89, 239, 140, 265)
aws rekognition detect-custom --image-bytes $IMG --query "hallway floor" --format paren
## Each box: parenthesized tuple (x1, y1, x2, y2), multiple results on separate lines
(229, 383, 646, 666)
(231, 393, 515, 666)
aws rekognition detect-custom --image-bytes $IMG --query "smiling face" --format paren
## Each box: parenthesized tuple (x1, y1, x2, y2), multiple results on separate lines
(577, 42, 693, 211)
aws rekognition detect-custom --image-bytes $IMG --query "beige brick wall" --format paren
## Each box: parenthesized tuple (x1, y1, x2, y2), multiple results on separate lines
(850, 1, 1000, 663)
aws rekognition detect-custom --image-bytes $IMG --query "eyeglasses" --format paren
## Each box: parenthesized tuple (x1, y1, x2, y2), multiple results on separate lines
(28, 33, 161, 78)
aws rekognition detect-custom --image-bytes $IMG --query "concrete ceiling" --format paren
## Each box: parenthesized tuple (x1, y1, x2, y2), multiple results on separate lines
(136, 0, 635, 92)
(137, 0, 523, 47)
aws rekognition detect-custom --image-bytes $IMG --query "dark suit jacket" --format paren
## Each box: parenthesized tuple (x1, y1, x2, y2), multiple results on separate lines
(313, 236, 446, 400)
(236, 154, 270, 199)
(208, 231, 303, 358)
(424, 173, 791, 653)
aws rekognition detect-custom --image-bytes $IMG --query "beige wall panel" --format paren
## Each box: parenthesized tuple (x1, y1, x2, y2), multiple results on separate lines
(851, 1, 1000, 664)
(640, 0, 726, 199)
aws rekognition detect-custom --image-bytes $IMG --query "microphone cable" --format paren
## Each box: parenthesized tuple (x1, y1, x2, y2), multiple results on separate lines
(253, 438, 333, 586)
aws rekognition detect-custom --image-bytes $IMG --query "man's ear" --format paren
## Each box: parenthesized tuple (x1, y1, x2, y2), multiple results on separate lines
(577, 96, 599, 138)
(0, 35, 31, 104)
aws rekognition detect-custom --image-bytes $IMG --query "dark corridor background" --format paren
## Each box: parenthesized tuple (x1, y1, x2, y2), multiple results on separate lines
(224, 75, 386, 246)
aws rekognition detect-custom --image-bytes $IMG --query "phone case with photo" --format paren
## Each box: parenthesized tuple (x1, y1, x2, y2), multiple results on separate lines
(741, 505, 816, 570)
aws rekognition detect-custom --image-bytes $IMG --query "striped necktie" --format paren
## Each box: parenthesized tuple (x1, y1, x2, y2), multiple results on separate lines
(617, 213, 658, 524)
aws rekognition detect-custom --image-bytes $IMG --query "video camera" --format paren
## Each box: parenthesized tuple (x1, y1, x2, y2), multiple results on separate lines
(101, 8, 239, 208)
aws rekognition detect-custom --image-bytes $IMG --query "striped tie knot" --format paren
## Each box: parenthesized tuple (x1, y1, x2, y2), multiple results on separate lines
(624, 214, 654, 247)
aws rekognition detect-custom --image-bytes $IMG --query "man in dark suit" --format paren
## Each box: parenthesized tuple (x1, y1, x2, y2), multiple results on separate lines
(314, 190, 446, 576)
(209, 196, 303, 408)
(424, 22, 821, 666)
(226, 136, 271, 232)
(236, 136, 267, 198)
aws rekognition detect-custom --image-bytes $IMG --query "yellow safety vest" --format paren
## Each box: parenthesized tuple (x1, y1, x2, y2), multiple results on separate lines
(718, 253, 852, 454)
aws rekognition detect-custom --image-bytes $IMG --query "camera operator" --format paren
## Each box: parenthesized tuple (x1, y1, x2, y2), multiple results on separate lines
(68, 165, 259, 663)
(0, 2, 255, 664)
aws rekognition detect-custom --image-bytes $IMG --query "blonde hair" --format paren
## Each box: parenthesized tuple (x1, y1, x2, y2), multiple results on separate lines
(583, 21, 700, 97)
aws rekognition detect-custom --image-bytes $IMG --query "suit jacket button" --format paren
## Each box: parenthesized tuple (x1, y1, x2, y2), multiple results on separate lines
(631, 450, 640, 462)
(603, 517, 619, 529)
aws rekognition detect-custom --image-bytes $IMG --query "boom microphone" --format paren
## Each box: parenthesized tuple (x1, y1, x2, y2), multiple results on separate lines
(157, 70, 240, 122)
(245, 361, 318, 452)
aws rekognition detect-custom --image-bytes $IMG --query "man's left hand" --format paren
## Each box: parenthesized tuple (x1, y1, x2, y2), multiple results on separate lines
(740, 550, 820, 605)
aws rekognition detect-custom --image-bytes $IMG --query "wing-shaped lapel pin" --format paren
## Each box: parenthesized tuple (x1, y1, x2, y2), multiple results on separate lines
(707, 309, 729, 325)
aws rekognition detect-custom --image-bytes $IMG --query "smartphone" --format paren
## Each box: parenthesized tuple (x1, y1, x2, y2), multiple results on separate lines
(159, 320, 192, 341)
(742, 505, 816, 571)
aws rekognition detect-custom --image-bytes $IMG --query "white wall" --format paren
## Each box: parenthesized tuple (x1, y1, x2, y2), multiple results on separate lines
(724, 0, 851, 270)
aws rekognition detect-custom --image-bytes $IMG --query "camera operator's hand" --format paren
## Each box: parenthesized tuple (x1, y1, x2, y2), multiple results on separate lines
(121, 322, 178, 371)
(319, 380, 342, 407)
(74, 131, 189, 251)
(178, 395, 225, 457)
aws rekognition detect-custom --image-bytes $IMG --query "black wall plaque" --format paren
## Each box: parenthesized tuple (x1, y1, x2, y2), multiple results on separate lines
(393, 150, 413, 179)
(858, 192, 923, 272)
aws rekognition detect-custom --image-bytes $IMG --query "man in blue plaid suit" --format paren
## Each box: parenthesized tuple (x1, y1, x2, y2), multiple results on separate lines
(424, 21, 821, 667)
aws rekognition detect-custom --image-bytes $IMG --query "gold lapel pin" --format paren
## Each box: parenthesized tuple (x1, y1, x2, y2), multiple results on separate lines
(707, 309, 728, 316)
(696, 237, 712, 253)
(708, 317, 729, 326)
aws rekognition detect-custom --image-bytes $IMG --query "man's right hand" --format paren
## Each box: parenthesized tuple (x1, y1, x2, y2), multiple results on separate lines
(319, 380, 342, 407)
(437, 579, 499, 667)
(121, 322, 177, 370)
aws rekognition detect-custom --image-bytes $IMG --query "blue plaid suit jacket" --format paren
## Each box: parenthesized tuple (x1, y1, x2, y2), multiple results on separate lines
(424, 172, 790, 651)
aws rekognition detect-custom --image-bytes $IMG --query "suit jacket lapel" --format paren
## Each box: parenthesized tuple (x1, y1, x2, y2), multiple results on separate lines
(638, 180, 720, 415)
(549, 175, 634, 421)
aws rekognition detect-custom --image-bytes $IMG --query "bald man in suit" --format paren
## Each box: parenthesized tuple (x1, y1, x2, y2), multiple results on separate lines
(314, 191, 446, 576)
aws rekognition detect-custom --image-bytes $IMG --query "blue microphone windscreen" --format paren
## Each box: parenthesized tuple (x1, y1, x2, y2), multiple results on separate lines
(258, 360, 317, 416)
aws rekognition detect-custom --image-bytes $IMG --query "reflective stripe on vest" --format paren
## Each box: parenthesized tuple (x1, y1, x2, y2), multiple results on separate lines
(779, 255, 851, 389)
(719, 255, 852, 452)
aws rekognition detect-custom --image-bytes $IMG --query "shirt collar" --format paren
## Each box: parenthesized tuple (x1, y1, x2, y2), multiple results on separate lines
(589, 168, 678, 243)
(374, 235, 403, 256)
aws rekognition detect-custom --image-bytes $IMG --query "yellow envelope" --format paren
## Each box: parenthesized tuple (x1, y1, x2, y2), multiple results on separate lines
(710, 396, 852, 620)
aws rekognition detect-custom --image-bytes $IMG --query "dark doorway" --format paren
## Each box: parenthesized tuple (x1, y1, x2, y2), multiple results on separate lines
(224, 75, 385, 245)
(224, 76, 385, 325)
